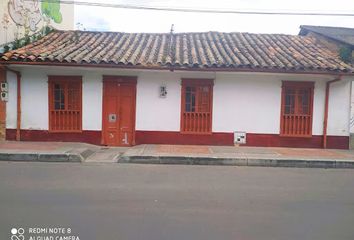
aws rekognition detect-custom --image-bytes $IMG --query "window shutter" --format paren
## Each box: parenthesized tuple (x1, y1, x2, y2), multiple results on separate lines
(280, 81, 314, 137)
(48, 76, 82, 132)
(181, 79, 213, 134)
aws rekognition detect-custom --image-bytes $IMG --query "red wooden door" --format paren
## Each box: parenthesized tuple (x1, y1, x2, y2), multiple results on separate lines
(102, 78, 136, 146)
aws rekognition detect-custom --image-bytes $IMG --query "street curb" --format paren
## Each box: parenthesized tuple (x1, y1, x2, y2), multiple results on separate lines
(118, 155, 354, 169)
(0, 152, 84, 163)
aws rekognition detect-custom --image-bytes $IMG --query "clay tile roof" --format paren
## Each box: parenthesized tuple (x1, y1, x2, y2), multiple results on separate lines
(1, 30, 353, 73)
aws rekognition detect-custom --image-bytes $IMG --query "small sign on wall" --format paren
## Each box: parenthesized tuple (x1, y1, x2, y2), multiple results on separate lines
(159, 85, 167, 98)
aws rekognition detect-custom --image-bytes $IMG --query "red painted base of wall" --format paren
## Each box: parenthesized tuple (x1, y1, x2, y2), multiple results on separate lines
(135, 131, 234, 146)
(135, 131, 349, 149)
(244, 133, 349, 149)
(5, 129, 349, 149)
(6, 129, 101, 145)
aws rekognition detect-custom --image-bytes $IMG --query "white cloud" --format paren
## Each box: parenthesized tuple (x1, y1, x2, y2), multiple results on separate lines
(75, 0, 354, 34)
(75, 7, 111, 31)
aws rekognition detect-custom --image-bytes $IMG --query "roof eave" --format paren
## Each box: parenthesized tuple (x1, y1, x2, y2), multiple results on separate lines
(1, 61, 353, 76)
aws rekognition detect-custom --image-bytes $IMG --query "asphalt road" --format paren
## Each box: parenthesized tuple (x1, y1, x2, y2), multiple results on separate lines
(0, 162, 353, 240)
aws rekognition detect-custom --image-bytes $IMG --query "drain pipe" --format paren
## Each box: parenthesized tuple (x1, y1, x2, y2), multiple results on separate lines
(5, 67, 21, 141)
(323, 75, 343, 148)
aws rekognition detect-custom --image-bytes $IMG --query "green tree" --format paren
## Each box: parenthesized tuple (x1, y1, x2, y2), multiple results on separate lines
(339, 46, 352, 63)
(41, 0, 63, 24)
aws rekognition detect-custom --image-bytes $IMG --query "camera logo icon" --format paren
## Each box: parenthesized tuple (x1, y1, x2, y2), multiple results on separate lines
(11, 228, 24, 240)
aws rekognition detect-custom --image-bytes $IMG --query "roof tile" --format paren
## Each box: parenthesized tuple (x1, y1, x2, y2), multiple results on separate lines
(1, 30, 352, 73)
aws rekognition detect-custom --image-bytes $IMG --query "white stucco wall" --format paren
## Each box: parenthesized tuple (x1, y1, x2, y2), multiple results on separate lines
(135, 72, 181, 131)
(82, 73, 102, 131)
(350, 82, 354, 133)
(327, 78, 351, 136)
(5, 71, 17, 129)
(6, 68, 49, 130)
(134, 72, 349, 136)
(212, 74, 282, 134)
(6, 66, 105, 131)
(5, 65, 352, 137)
(212, 73, 331, 135)
(135, 71, 215, 131)
(312, 80, 326, 135)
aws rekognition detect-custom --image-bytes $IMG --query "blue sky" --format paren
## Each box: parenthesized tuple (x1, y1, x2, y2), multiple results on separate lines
(74, 0, 354, 34)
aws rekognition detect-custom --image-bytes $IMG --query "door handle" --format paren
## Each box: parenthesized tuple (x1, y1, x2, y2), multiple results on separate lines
(122, 132, 128, 144)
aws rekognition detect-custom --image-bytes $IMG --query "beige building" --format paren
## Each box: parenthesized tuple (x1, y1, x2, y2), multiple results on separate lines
(0, 0, 74, 45)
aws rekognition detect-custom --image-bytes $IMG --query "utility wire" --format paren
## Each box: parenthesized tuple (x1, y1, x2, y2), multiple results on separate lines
(34, 0, 354, 16)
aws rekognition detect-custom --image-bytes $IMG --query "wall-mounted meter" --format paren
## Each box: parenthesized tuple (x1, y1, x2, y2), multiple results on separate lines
(234, 131, 246, 144)
(1, 92, 8, 102)
(1, 82, 8, 92)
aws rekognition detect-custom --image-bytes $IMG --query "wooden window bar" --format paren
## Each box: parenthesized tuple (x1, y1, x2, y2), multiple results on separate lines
(48, 76, 82, 132)
(181, 79, 213, 134)
(280, 81, 314, 137)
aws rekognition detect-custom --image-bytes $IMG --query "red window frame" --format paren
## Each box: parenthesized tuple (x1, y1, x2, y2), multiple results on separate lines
(180, 79, 213, 134)
(48, 76, 82, 132)
(280, 81, 314, 137)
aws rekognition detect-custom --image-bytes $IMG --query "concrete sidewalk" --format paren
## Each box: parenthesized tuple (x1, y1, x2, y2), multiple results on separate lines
(0, 141, 99, 162)
(119, 144, 354, 169)
(1, 141, 354, 168)
(0, 141, 129, 163)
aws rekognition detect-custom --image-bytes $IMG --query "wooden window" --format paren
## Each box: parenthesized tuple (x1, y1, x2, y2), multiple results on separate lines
(48, 76, 82, 132)
(280, 81, 314, 137)
(181, 79, 213, 134)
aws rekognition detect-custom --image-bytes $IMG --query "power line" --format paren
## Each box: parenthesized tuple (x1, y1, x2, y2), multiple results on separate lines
(34, 0, 354, 16)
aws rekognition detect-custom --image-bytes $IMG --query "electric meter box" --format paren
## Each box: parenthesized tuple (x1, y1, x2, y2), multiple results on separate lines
(234, 131, 246, 144)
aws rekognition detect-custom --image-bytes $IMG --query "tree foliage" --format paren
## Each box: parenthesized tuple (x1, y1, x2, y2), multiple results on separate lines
(41, 0, 63, 24)
(339, 46, 352, 63)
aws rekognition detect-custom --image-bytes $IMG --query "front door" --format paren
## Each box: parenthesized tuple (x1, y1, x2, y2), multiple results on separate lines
(102, 76, 136, 146)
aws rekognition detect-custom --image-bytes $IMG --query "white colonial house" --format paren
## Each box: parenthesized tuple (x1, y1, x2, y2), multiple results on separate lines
(0, 30, 353, 148)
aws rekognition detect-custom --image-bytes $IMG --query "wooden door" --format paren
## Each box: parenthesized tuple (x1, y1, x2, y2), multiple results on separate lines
(102, 77, 136, 146)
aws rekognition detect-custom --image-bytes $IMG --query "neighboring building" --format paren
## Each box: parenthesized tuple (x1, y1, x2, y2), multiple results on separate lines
(0, 0, 74, 45)
(299, 25, 354, 136)
(299, 25, 354, 62)
(0, 30, 353, 148)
